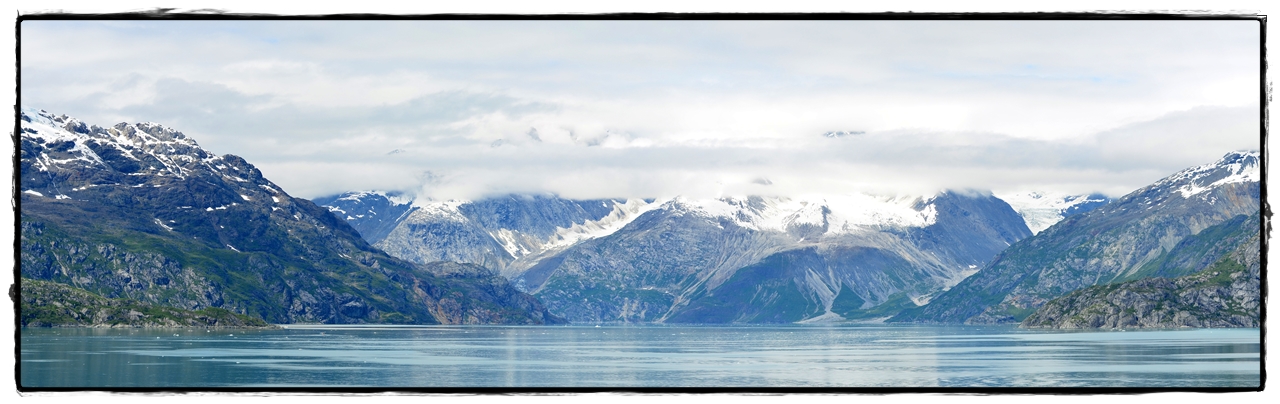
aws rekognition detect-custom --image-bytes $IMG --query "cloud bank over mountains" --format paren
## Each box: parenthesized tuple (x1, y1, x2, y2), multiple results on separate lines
(21, 20, 1260, 200)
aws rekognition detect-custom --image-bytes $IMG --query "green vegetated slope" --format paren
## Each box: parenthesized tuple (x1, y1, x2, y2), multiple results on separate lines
(1022, 232, 1261, 329)
(891, 151, 1260, 325)
(21, 278, 272, 328)
(19, 109, 562, 326)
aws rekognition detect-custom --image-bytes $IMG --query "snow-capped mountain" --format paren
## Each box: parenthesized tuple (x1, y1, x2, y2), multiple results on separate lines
(324, 192, 953, 277)
(311, 191, 415, 244)
(894, 150, 1261, 325)
(19, 108, 562, 325)
(324, 190, 1032, 323)
(525, 191, 1031, 323)
(313, 194, 643, 277)
(1156, 150, 1260, 198)
(20, 108, 292, 218)
(994, 191, 1111, 234)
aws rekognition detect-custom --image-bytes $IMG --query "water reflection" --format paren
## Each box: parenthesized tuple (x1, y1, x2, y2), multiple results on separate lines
(20, 325, 1260, 388)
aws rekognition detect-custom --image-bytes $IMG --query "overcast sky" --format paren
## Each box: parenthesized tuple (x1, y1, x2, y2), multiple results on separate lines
(20, 19, 1261, 201)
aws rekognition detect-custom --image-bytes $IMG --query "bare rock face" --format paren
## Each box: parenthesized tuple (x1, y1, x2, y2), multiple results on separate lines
(1022, 233, 1260, 329)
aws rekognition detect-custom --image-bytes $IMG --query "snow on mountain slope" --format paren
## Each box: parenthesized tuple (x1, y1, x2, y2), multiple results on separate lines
(311, 191, 419, 245)
(525, 190, 1030, 323)
(332, 190, 947, 276)
(1157, 150, 1260, 198)
(994, 151, 1256, 236)
(23, 107, 217, 180)
(658, 193, 938, 236)
(19, 108, 290, 215)
(320, 183, 1034, 323)
(544, 198, 668, 250)
(412, 199, 472, 223)
(995, 191, 1111, 234)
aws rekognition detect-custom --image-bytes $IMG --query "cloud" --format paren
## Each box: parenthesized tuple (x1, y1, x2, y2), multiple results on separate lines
(18, 20, 1262, 201)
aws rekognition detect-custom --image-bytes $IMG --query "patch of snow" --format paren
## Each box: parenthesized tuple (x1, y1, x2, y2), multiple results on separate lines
(154, 218, 174, 231)
(661, 193, 937, 235)
(1154, 150, 1260, 198)
(411, 199, 471, 222)
(337, 190, 413, 206)
(546, 198, 667, 249)
(204, 203, 235, 211)
(23, 190, 43, 197)
(492, 228, 530, 257)
(811, 193, 938, 231)
(19, 108, 216, 182)
(783, 201, 828, 227)
(995, 191, 1109, 234)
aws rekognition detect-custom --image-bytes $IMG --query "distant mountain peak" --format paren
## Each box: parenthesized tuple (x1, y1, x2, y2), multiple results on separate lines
(19, 107, 238, 183)
(1156, 150, 1260, 198)
(333, 190, 414, 206)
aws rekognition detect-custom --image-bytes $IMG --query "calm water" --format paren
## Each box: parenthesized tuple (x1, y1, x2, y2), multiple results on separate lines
(19, 324, 1260, 388)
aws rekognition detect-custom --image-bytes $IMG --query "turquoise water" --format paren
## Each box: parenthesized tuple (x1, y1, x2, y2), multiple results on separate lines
(19, 324, 1261, 388)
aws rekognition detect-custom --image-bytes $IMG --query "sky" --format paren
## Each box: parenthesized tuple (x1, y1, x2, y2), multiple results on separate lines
(19, 18, 1262, 201)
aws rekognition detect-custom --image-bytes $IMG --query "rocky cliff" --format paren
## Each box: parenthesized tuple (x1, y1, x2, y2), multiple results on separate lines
(1021, 231, 1260, 329)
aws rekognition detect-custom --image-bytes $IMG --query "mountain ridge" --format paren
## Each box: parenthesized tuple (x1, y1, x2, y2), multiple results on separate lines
(325, 190, 1034, 323)
(19, 108, 563, 326)
(889, 150, 1261, 325)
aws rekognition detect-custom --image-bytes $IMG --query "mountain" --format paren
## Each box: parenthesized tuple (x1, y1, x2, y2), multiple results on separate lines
(890, 151, 1261, 325)
(18, 108, 563, 325)
(529, 192, 1031, 323)
(310, 191, 415, 244)
(316, 193, 654, 277)
(1022, 229, 1260, 329)
(994, 191, 1112, 234)
(326, 189, 1033, 323)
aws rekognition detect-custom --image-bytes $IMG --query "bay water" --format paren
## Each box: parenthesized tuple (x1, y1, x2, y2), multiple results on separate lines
(19, 324, 1260, 388)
